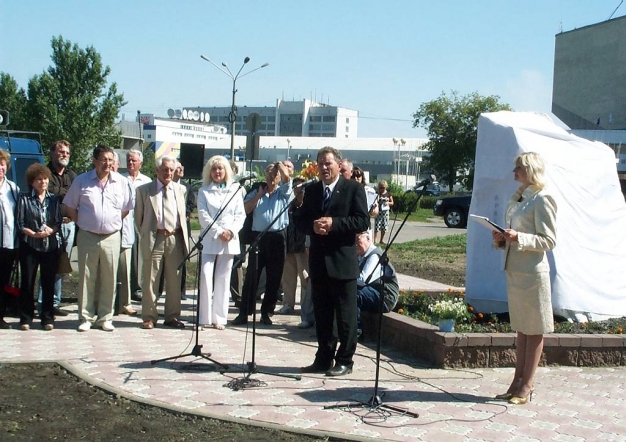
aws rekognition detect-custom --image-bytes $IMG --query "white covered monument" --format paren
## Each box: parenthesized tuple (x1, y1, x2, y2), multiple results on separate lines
(466, 111, 626, 320)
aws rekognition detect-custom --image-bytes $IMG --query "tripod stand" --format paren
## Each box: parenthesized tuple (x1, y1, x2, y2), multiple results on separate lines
(224, 179, 304, 388)
(151, 183, 245, 370)
(324, 179, 433, 418)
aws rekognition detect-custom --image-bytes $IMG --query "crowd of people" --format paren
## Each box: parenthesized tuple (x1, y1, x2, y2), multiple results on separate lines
(0, 141, 556, 394)
(0, 143, 401, 375)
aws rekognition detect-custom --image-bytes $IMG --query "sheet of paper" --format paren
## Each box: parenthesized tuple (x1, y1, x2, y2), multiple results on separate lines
(469, 214, 505, 233)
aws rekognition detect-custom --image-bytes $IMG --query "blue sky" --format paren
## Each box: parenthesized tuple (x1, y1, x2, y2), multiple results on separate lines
(1, 1, 623, 138)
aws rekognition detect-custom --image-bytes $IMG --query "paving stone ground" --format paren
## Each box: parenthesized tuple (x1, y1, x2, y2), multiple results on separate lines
(1, 275, 625, 441)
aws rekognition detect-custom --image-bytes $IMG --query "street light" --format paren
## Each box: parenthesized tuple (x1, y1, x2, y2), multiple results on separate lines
(200, 55, 269, 160)
(286, 138, 291, 160)
(137, 110, 142, 150)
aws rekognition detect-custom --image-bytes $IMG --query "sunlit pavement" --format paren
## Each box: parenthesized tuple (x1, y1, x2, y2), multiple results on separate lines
(2, 273, 625, 442)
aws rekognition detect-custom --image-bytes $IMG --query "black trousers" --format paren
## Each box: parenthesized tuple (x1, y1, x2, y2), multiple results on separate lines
(0, 248, 18, 321)
(19, 243, 59, 326)
(311, 272, 358, 367)
(240, 230, 286, 316)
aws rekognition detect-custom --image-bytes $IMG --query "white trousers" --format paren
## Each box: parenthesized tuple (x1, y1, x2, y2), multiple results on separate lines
(199, 253, 234, 325)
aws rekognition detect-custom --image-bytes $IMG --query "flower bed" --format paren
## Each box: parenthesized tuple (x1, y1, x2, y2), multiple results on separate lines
(395, 289, 626, 335)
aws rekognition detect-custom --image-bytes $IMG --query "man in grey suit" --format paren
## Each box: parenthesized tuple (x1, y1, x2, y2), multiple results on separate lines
(135, 155, 189, 329)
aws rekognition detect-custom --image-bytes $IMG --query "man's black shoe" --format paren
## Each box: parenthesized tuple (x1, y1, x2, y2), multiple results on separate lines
(53, 307, 69, 317)
(301, 362, 332, 373)
(131, 292, 142, 302)
(231, 314, 248, 325)
(260, 314, 272, 325)
(326, 364, 353, 377)
(181, 293, 188, 301)
(0, 319, 11, 330)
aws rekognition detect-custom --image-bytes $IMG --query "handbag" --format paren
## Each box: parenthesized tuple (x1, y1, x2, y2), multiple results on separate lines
(57, 250, 72, 274)
(57, 230, 73, 274)
(4, 259, 20, 297)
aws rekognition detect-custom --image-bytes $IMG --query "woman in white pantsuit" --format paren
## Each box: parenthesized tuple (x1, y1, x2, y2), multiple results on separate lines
(197, 156, 245, 329)
(492, 152, 557, 405)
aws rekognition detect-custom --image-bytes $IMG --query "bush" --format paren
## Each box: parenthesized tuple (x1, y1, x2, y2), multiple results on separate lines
(391, 193, 438, 213)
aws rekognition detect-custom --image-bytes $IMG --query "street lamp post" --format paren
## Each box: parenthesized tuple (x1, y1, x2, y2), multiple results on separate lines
(200, 55, 269, 160)
(137, 110, 142, 150)
(286, 138, 291, 160)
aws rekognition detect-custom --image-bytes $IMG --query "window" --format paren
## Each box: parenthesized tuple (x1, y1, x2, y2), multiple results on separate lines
(147, 134, 152, 139)
(310, 116, 322, 122)
(346, 118, 349, 123)
(323, 116, 336, 122)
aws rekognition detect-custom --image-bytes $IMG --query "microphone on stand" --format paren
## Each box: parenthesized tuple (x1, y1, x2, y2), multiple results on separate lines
(294, 177, 319, 188)
(416, 174, 437, 188)
(238, 172, 257, 185)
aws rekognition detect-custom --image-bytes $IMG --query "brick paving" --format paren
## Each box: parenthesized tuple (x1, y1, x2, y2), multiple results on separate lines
(2, 276, 625, 441)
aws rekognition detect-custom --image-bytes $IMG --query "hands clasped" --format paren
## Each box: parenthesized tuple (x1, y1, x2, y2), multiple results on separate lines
(314, 217, 333, 235)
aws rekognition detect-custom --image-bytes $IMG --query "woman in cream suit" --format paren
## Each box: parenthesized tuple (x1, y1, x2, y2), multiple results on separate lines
(492, 152, 557, 405)
(197, 156, 245, 329)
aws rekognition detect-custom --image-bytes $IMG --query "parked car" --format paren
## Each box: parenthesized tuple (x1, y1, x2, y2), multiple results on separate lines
(406, 181, 441, 196)
(433, 194, 471, 228)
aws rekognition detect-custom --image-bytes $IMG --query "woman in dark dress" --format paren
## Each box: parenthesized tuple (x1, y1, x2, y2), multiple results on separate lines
(16, 163, 62, 331)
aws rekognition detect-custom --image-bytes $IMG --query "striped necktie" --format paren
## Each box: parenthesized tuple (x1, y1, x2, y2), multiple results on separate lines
(323, 186, 332, 211)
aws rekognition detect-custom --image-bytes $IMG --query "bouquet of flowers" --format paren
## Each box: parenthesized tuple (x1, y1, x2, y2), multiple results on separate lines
(428, 298, 468, 321)
(299, 160, 318, 180)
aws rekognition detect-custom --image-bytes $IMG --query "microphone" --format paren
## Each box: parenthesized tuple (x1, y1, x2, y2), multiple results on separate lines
(238, 172, 257, 185)
(294, 177, 319, 188)
(416, 174, 437, 188)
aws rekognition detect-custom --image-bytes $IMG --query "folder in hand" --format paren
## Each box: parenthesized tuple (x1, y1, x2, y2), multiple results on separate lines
(469, 214, 505, 233)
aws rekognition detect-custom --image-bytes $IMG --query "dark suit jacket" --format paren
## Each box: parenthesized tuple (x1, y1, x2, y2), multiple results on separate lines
(294, 176, 370, 280)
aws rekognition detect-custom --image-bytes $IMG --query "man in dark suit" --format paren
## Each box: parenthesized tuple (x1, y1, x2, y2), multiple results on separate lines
(294, 146, 370, 376)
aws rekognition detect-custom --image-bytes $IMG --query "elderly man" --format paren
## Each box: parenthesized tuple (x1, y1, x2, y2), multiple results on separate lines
(117, 149, 151, 315)
(64, 145, 133, 332)
(339, 158, 353, 180)
(232, 161, 292, 326)
(294, 147, 369, 376)
(355, 229, 399, 337)
(283, 159, 295, 177)
(39, 140, 76, 318)
(135, 155, 189, 329)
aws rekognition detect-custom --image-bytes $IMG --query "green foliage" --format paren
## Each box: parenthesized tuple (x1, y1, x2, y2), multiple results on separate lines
(396, 289, 626, 334)
(412, 91, 511, 192)
(393, 192, 437, 213)
(18, 36, 126, 172)
(0, 73, 29, 129)
(141, 147, 156, 179)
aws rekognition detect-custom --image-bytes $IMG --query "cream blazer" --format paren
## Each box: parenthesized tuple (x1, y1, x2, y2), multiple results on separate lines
(197, 182, 245, 255)
(134, 180, 190, 259)
(501, 185, 557, 274)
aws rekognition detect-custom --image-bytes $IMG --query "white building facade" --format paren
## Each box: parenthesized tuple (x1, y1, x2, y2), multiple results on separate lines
(191, 99, 359, 138)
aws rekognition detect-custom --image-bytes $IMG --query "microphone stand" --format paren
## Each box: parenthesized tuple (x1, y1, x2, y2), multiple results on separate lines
(151, 183, 244, 370)
(323, 182, 431, 419)
(224, 184, 303, 389)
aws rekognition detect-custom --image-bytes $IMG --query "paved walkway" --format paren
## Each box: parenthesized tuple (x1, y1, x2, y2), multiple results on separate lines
(2, 273, 625, 441)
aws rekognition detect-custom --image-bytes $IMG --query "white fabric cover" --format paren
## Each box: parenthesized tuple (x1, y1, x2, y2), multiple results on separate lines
(466, 111, 626, 319)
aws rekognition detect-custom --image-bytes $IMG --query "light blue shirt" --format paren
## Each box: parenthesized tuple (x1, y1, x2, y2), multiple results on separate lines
(245, 180, 292, 232)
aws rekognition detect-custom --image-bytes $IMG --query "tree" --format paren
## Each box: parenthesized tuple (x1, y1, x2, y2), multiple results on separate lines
(26, 36, 126, 172)
(413, 91, 511, 191)
(0, 73, 29, 129)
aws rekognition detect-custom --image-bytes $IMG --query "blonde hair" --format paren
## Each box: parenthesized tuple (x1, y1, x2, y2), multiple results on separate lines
(202, 155, 234, 186)
(515, 152, 546, 189)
